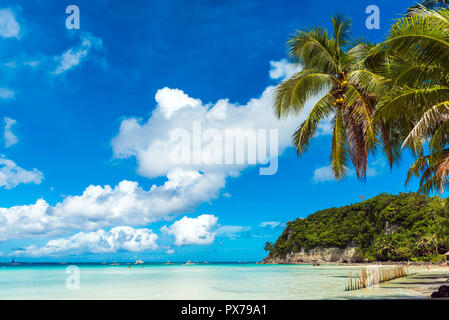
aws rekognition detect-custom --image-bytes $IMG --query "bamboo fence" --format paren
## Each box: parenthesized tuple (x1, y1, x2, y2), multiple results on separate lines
(345, 266, 409, 291)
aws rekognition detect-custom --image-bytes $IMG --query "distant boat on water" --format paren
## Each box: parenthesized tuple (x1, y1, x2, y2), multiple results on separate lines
(135, 259, 144, 265)
(164, 260, 171, 265)
(184, 260, 196, 266)
(110, 261, 120, 266)
(10, 258, 20, 265)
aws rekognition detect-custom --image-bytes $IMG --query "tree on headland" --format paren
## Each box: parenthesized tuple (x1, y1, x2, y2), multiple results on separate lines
(264, 241, 273, 252)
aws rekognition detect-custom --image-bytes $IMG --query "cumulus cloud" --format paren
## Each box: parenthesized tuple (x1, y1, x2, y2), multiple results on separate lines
(313, 165, 335, 183)
(53, 33, 103, 75)
(0, 60, 324, 245)
(155, 87, 202, 119)
(0, 158, 43, 189)
(161, 214, 254, 245)
(14, 226, 158, 257)
(3, 117, 18, 147)
(0, 8, 20, 39)
(111, 67, 308, 180)
(0, 88, 14, 100)
(269, 59, 297, 80)
(0, 169, 223, 241)
(161, 214, 218, 246)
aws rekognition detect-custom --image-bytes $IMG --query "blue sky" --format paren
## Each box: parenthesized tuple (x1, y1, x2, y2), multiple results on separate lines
(0, 0, 422, 262)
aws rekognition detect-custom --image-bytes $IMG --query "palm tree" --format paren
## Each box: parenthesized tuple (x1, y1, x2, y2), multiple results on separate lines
(377, 239, 396, 259)
(376, 7, 449, 194)
(409, 0, 449, 11)
(274, 16, 395, 180)
(416, 237, 432, 256)
(428, 234, 440, 255)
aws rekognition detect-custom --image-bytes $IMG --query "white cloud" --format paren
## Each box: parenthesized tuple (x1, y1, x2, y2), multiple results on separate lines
(313, 165, 335, 183)
(24, 60, 39, 68)
(156, 87, 201, 119)
(161, 214, 218, 246)
(313, 157, 386, 183)
(318, 118, 333, 135)
(53, 33, 103, 75)
(3, 117, 18, 147)
(0, 158, 43, 189)
(0, 9, 20, 39)
(0, 169, 223, 241)
(14, 226, 158, 257)
(0, 88, 14, 100)
(0, 60, 323, 244)
(269, 59, 297, 80)
(111, 61, 311, 180)
(259, 221, 282, 228)
(216, 225, 250, 239)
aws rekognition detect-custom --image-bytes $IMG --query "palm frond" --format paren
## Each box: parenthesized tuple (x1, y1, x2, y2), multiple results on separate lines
(274, 70, 335, 118)
(292, 93, 335, 155)
(403, 102, 449, 152)
(330, 108, 350, 179)
(287, 28, 339, 74)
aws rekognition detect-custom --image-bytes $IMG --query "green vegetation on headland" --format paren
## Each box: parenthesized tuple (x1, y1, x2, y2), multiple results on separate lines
(266, 193, 449, 262)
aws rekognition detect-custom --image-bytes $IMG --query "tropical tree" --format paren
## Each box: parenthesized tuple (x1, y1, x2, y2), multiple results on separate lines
(416, 236, 432, 256)
(376, 7, 449, 194)
(273, 15, 396, 181)
(264, 241, 273, 252)
(409, 0, 449, 11)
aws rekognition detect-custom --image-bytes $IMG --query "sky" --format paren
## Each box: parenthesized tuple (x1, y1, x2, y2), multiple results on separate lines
(0, 0, 423, 262)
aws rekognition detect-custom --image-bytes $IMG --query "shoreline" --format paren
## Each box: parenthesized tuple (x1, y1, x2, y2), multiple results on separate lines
(262, 261, 449, 298)
(0, 263, 447, 299)
(260, 260, 447, 266)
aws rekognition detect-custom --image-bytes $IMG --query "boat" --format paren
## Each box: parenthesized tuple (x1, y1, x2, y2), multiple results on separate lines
(184, 260, 196, 266)
(164, 260, 171, 265)
(110, 261, 120, 266)
(134, 259, 144, 265)
(10, 257, 20, 265)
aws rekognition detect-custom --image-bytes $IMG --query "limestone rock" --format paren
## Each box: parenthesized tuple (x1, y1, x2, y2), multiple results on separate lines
(262, 246, 362, 264)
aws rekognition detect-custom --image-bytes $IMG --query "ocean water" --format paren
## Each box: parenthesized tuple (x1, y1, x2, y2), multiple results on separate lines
(0, 263, 430, 299)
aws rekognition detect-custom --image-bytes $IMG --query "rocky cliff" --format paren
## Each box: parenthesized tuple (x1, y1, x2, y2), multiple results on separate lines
(262, 193, 449, 263)
(262, 246, 362, 264)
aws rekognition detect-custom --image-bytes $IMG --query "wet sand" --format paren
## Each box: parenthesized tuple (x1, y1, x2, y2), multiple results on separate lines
(366, 266, 449, 299)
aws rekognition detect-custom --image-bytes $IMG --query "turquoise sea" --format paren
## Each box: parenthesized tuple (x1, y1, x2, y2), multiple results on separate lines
(0, 263, 432, 299)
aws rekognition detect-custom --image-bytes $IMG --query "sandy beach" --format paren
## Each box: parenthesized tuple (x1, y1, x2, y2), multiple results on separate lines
(393, 266, 449, 298)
